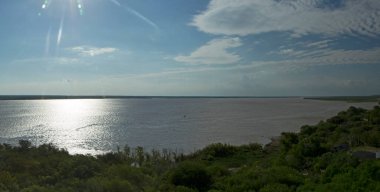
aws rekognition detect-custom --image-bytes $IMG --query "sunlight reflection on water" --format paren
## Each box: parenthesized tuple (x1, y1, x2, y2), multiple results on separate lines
(41, 99, 109, 154)
(0, 98, 377, 155)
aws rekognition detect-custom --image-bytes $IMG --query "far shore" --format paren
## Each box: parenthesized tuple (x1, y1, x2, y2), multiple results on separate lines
(0, 95, 300, 100)
(304, 95, 380, 103)
(1, 95, 379, 102)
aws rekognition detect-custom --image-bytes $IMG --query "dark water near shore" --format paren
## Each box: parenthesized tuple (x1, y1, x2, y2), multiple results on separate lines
(0, 98, 376, 155)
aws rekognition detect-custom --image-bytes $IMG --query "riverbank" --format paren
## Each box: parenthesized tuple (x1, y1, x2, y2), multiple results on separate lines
(305, 95, 380, 102)
(1, 104, 380, 191)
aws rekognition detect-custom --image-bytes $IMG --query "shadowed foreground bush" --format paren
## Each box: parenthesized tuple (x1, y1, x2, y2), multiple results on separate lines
(170, 162, 212, 192)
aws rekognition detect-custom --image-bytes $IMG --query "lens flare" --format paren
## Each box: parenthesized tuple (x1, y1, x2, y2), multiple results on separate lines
(41, 0, 51, 10)
(76, 0, 84, 16)
(40, 0, 84, 16)
(44, 27, 52, 56)
(57, 16, 64, 47)
(38, 0, 86, 56)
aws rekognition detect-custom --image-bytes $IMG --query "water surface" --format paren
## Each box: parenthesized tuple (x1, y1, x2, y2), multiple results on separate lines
(0, 98, 376, 154)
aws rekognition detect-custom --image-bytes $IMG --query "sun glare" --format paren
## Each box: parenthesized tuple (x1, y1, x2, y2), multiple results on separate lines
(53, 99, 89, 114)
(39, 0, 86, 56)
(42, 99, 106, 154)
(39, 0, 84, 16)
(46, 99, 93, 128)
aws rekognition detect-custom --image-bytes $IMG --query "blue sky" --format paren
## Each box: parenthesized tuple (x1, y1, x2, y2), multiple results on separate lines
(0, 0, 380, 96)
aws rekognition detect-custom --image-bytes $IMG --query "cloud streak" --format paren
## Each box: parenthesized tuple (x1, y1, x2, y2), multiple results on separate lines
(191, 0, 380, 37)
(108, 0, 159, 30)
(174, 37, 242, 65)
(69, 46, 118, 57)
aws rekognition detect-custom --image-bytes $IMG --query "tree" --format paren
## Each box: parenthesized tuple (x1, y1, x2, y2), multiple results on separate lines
(170, 162, 212, 192)
(19, 140, 32, 150)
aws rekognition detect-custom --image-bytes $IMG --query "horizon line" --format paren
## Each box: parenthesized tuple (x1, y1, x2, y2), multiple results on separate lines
(0, 95, 379, 100)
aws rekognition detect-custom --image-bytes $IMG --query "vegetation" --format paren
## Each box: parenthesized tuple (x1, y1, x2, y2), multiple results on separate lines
(305, 96, 380, 102)
(1, 103, 380, 191)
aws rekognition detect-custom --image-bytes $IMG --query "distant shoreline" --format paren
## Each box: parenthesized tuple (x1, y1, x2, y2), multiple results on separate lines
(304, 96, 380, 103)
(0, 95, 379, 102)
(0, 95, 300, 100)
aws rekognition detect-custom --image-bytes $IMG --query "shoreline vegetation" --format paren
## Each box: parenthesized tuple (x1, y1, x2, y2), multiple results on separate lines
(305, 96, 380, 103)
(0, 95, 379, 104)
(0, 95, 300, 100)
(1, 104, 380, 191)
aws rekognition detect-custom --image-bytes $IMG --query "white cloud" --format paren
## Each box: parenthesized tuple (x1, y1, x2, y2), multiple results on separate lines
(314, 48, 380, 65)
(174, 37, 242, 64)
(276, 47, 380, 67)
(279, 49, 295, 55)
(69, 46, 118, 57)
(268, 37, 380, 64)
(11, 57, 82, 65)
(192, 0, 380, 37)
(165, 48, 380, 80)
(306, 40, 333, 49)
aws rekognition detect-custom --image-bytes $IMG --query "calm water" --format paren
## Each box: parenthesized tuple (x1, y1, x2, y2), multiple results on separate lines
(0, 98, 376, 155)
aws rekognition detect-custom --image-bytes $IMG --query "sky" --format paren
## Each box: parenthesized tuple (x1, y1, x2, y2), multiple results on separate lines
(0, 0, 380, 96)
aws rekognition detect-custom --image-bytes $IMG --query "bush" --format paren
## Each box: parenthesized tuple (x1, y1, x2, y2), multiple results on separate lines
(0, 171, 19, 191)
(260, 183, 292, 192)
(19, 140, 32, 149)
(20, 185, 52, 192)
(280, 132, 298, 152)
(174, 186, 198, 192)
(201, 143, 237, 159)
(170, 162, 212, 192)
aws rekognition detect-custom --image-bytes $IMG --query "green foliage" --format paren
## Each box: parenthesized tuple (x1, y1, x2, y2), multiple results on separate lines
(19, 140, 32, 150)
(188, 143, 237, 161)
(170, 162, 212, 192)
(20, 185, 53, 192)
(174, 186, 198, 192)
(281, 132, 298, 152)
(0, 171, 19, 191)
(260, 183, 292, 192)
(222, 165, 303, 191)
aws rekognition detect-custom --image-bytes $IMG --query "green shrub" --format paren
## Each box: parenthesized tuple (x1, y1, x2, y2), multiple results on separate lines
(174, 185, 198, 192)
(19, 140, 32, 150)
(260, 183, 292, 192)
(170, 162, 212, 192)
(201, 143, 237, 159)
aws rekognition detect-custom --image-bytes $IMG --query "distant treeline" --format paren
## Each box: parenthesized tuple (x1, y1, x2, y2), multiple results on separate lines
(1, 104, 380, 191)
(305, 95, 380, 102)
(1, 95, 379, 101)
(0, 95, 155, 100)
(0, 95, 297, 100)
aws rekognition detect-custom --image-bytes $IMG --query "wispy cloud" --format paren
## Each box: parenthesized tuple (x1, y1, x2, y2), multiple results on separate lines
(11, 57, 82, 66)
(108, 0, 159, 30)
(174, 37, 242, 65)
(191, 0, 380, 37)
(109, 0, 121, 6)
(306, 40, 333, 49)
(171, 47, 380, 78)
(265, 47, 380, 67)
(69, 46, 118, 57)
